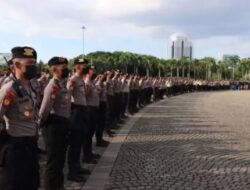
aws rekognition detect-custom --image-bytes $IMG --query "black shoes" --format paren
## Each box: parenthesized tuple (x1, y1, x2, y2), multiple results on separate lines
(37, 147, 46, 154)
(117, 119, 125, 124)
(78, 167, 91, 175)
(121, 114, 128, 119)
(67, 173, 86, 182)
(105, 129, 115, 137)
(96, 140, 110, 147)
(111, 124, 120, 130)
(83, 157, 98, 164)
(91, 153, 101, 159)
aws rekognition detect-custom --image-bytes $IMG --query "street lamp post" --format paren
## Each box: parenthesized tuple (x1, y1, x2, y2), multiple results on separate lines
(147, 60, 150, 77)
(136, 60, 139, 74)
(232, 66, 235, 80)
(158, 63, 161, 77)
(188, 59, 191, 79)
(82, 26, 86, 59)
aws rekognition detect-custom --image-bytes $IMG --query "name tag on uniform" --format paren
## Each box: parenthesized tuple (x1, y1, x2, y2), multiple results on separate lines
(65, 95, 70, 100)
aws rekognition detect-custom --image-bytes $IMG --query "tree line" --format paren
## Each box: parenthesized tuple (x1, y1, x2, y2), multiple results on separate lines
(11, 51, 250, 80)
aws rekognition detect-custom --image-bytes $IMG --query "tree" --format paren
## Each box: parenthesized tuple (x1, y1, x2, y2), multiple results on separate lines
(67, 51, 250, 80)
(228, 55, 240, 80)
(200, 57, 216, 80)
(240, 58, 250, 80)
(192, 59, 200, 79)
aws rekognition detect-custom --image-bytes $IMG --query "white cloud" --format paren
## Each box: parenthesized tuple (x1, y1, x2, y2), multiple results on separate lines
(194, 36, 250, 58)
(1, 0, 250, 59)
(95, 0, 162, 18)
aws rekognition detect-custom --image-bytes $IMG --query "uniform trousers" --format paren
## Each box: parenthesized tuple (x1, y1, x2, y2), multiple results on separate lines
(43, 114, 69, 190)
(83, 106, 98, 159)
(0, 136, 39, 190)
(67, 104, 88, 175)
(96, 101, 107, 143)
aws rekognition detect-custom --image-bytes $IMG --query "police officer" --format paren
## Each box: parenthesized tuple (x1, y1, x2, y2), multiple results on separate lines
(67, 58, 90, 182)
(95, 73, 110, 147)
(112, 70, 121, 124)
(39, 57, 71, 190)
(121, 74, 129, 118)
(105, 71, 116, 136)
(0, 46, 39, 190)
(83, 65, 100, 164)
(128, 75, 135, 114)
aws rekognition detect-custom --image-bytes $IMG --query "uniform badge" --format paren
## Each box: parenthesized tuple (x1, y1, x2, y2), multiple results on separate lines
(23, 48, 34, 56)
(65, 95, 70, 100)
(51, 84, 59, 99)
(23, 105, 30, 117)
(51, 94, 56, 99)
(24, 110, 30, 117)
(70, 80, 76, 91)
(59, 57, 65, 63)
(3, 98, 10, 107)
(52, 84, 59, 92)
(3, 90, 16, 107)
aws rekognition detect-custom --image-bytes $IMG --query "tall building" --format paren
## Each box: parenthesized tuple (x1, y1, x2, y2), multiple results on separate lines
(219, 54, 239, 62)
(171, 36, 193, 60)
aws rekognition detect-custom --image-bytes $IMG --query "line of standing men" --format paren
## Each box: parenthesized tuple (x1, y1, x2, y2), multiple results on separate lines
(0, 46, 157, 190)
(0, 46, 234, 190)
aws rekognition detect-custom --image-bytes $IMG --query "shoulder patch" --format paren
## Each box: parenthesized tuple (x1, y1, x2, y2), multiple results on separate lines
(70, 80, 76, 89)
(52, 84, 59, 93)
(3, 89, 16, 107)
(51, 84, 59, 99)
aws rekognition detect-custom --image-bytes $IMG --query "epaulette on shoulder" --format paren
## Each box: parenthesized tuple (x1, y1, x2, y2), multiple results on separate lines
(69, 80, 76, 89)
(52, 83, 59, 94)
(50, 83, 59, 100)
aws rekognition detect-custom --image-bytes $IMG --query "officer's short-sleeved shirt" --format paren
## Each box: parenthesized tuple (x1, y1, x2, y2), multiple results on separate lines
(67, 74, 87, 106)
(84, 78, 100, 107)
(96, 80, 107, 102)
(0, 80, 38, 137)
(113, 77, 120, 94)
(39, 78, 71, 126)
(106, 78, 114, 96)
(0, 74, 14, 89)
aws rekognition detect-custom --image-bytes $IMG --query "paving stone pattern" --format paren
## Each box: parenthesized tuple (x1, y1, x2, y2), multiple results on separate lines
(104, 91, 250, 190)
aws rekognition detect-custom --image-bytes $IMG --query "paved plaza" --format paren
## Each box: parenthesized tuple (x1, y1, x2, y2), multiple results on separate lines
(42, 91, 250, 190)
(102, 91, 250, 190)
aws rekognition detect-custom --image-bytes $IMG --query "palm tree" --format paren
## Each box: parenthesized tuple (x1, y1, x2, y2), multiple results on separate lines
(228, 55, 240, 80)
(176, 59, 182, 77)
(168, 59, 177, 77)
(192, 59, 200, 79)
(200, 57, 215, 80)
(240, 58, 250, 80)
(180, 56, 189, 77)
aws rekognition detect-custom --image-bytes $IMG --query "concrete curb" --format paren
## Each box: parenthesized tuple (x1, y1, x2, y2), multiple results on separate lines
(82, 101, 160, 190)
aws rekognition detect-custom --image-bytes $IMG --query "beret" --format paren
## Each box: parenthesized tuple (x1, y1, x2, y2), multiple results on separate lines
(48, 56, 68, 66)
(11, 46, 37, 59)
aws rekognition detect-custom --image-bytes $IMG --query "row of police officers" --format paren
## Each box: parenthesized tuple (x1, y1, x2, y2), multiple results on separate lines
(0, 46, 236, 190)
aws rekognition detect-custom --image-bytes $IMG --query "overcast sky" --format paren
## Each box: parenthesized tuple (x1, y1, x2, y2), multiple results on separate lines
(0, 0, 249, 61)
